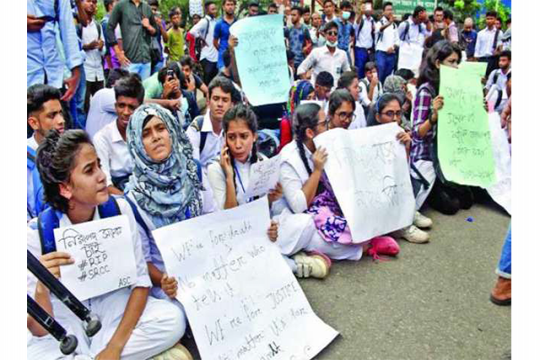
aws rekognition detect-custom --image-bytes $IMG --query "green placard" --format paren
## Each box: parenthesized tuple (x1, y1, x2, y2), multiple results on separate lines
(393, 0, 437, 16)
(437, 65, 496, 188)
(460, 61, 488, 80)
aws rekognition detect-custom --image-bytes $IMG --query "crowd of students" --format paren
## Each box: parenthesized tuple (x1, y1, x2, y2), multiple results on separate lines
(27, 1, 512, 359)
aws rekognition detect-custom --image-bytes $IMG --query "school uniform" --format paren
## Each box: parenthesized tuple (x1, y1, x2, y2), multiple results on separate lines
(349, 102, 367, 129)
(474, 26, 503, 77)
(485, 68, 511, 113)
(279, 142, 364, 260)
(359, 78, 382, 107)
(185, 111, 224, 170)
(296, 46, 351, 89)
(206, 154, 315, 271)
(93, 120, 134, 190)
(375, 17, 399, 85)
(27, 198, 184, 359)
(354, 15, 375, 79)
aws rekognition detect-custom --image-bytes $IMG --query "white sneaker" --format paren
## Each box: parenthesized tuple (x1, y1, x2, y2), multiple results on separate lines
(413, 211, 433, 229)
(151, 343, 193, 360)
(293, 252, 330, 279)
(397, 225, 430, 244)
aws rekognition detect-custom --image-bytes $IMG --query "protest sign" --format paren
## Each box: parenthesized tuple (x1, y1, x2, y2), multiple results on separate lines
(486, 112, 511, 215)
(398, 42, 423, 75)
(230, 15, 290, 106)
(314, 125, 416, 243)
(153, 197, 339, 360)
(54, 215, 138, 301)
(438, 65, 496, 187)
(460, 61, 488, 80)
(245, 155, 281, 198)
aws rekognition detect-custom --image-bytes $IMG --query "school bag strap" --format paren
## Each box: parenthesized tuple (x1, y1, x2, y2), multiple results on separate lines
(38, 196, 121, 255)
(189, 115, 208, 156)
(27, 146, 36, 167)
(124, 195, 151, 240)
(399, 21, 410, 42)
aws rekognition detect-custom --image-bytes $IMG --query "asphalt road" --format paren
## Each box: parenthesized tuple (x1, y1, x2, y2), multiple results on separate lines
(185, 201, 511, 360)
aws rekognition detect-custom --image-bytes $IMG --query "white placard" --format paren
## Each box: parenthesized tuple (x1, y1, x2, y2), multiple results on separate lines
(314, 125, 416, 243)
(54, 215, 138, 301)
(398, 42, 424, 75)
(245, 155, 281, 198)
(486, 112, 511, 215)
(152, 197, 339, 360)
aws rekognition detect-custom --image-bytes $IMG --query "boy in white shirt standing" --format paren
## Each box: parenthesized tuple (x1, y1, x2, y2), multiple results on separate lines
(375, 1, 399, 85)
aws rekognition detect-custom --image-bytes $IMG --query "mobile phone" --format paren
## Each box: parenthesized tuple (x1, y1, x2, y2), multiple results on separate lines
(167, 69, 175, 80)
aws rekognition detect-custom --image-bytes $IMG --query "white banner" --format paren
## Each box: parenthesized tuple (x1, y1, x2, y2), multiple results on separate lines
(398, 42, 424, 75)
(54, 215, 138, 301)
(245, 155, 281, 198)
(486, 112, 512, 215)
(314, 125, 416, 243)
(152, 197, 339, 360)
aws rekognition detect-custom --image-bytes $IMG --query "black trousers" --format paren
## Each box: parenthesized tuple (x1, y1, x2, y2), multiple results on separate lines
(200, 59, 218, 86)
(478, 56, 499, 78)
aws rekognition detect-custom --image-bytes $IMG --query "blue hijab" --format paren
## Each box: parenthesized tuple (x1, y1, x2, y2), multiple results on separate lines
(126, 103, 203, 228)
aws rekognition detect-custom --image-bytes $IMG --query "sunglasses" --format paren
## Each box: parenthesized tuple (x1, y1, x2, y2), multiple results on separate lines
(326, 30, 338, 36)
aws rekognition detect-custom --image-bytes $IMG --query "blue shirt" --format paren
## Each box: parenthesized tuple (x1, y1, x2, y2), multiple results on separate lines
(285, 24, 311, 66)
(336, 18, 354, 52)
(213, 17, 237, 69)
(27, 0, 84, 89)
(462, 29, 478, 59)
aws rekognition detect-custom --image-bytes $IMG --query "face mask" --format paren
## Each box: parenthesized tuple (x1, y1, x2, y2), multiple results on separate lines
(326, 40, 337, 48)
(342, 11, 351, 20)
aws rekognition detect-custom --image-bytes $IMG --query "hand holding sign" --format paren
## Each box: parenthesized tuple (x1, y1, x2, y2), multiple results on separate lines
(245, 155, 282, 199)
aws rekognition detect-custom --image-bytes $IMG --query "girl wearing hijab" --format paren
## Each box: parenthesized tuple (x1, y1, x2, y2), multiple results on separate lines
(124, 104, 278, 359)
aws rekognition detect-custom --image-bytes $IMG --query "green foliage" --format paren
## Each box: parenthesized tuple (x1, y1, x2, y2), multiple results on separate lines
(477, 0, 511, 29)
(439, 0, 482, 22)
(96, 1, 106, 22)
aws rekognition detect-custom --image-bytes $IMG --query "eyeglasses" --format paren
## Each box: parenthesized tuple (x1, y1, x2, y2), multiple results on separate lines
(336, 111, 356, 121)
(326, 31, 338, 36)
(382, 110, 403, 119)
(316, 118, 332, 131)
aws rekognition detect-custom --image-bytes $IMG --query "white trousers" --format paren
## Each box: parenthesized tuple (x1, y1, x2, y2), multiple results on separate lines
(29, 288, 185, 360)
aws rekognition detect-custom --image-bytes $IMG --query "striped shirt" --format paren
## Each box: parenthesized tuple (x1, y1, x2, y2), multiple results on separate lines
(410, 83, 436, 163)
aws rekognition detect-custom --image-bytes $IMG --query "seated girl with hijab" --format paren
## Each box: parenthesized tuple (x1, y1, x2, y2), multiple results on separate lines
(124, 104, 278, 359)
(207, 104, 332, 279)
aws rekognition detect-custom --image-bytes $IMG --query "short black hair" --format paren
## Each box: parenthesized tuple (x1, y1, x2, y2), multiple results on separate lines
(169, 6, 181, 19)
(395, 68, 415, 82)
(147, 0, 159, 7)
(268, 3, 278, 11)
(205, 1, 216, 10)
(486, 10, 497, 18)
(499, 50, 511, 61)
(291, 6, 303, 15)
(114, 73, 144, 104)
(337, 71, 357, 90)
(413, 6, 425, 18)
(382, 2, 393, 11)
(443, 9, 453, 21)
(434, 6, 444, 13)
(180, 56, 195, 69)
(27, 84, 62, 119)
(104, 0, 115, 12)
(324, 20, 338, 32)
(340, 1, 352, 10)
(365, 61, 377, 72)
(208, 76, 239, 101)
(303, 6, 310, 13)
(158, 62, 186, 88)
(315, 71, 334, 88)
(106, 68, 129, 88)
(323, 0, 335, 7)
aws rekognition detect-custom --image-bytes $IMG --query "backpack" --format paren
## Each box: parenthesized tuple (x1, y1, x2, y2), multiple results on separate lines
(376, 19, 397, 46)
(356, 16, 375, 47)
(399, 20, 410, 42)
(195, 17, 211, 62)
(27, 146, 46, 219)
(189, 115, 209, 157)
(37, 196, 122, 254)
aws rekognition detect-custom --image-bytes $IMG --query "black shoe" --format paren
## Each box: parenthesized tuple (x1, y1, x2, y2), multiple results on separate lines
(428, 188, 460, 215)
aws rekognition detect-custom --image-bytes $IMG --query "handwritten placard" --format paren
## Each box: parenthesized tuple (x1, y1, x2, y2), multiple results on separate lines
(461, 61, 488, 80)
(153, 197, 339, 360)
(245, 155, 281, 198)
(54, 215, 138, 301)
(486, 112, 511, 215)
(438, 65, 496, 187)
(314, 124, 416, 243)
(398, 42, 423, 75)
(230, 15, 290, 106)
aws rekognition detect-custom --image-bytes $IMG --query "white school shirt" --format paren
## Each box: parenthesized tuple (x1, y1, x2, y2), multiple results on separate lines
(359, 78, 382, 107)
(86, 88, 117, 140)
(397, 18, 430, 47)
(93, 120, 134, 187)
(485, 68, 511, 91)
(82, 19, 105, 82)
(188, 15, 218, 62)
(297, 46, 351, 88)
(349, 102, 367, 129)
(354, 15, 375, 49)
(27, 198, 151, 300)
(279, 141, 315, 214)
(186, 111, 224, 169)
(375, 17, 399, 52)
(474, 27, 502, 58)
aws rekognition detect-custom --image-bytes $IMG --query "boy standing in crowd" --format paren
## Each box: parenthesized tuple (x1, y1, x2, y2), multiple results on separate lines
(166, 7, 185, 63)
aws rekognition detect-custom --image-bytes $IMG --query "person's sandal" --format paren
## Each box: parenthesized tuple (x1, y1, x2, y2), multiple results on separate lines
(151, 343, 194, 360)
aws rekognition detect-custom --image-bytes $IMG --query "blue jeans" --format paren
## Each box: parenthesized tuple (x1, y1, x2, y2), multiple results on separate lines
(152, 60, 164, 75)
(496, 225, 511, 278)
(129, 62, 151, 81)
(354, 47, 369, 79)
(69, 65, 86, 129)
(375, 50, 396, 85)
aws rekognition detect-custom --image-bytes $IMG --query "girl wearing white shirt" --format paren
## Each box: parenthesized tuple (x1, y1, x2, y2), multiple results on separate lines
(280, 103, 401, 261)
(27, 129, 186, 360)
(207, 104, 332, 279)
